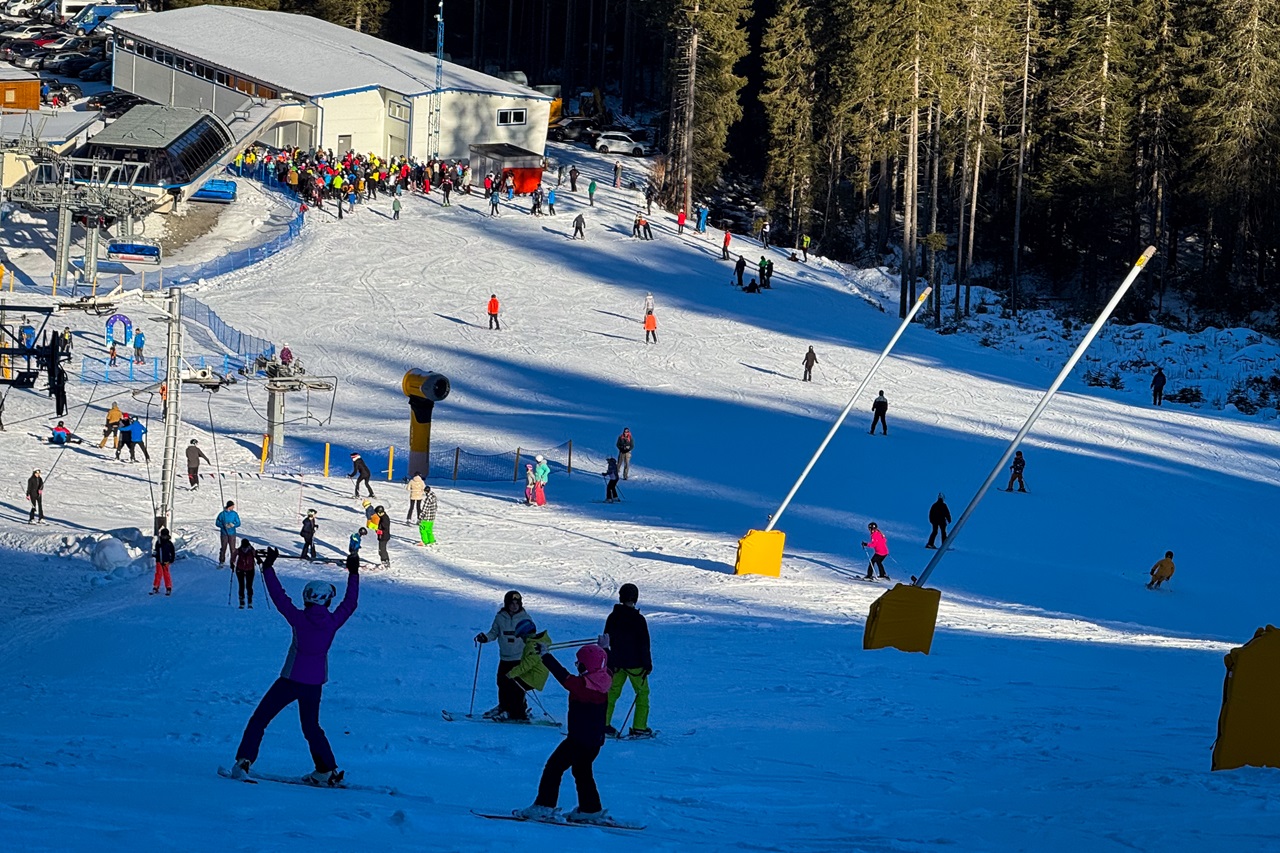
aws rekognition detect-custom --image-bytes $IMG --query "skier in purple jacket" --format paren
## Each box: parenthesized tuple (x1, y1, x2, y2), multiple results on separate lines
(231, 547, 359, 786)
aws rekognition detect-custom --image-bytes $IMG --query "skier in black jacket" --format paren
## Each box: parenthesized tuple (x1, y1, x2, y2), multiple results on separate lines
(869, 391, 889, 435)
(300, 509, 318, 561)
(926, 493, 951, 549)
(348, 452, 374, 498)
(152, 527, 176, 595)
(602, 583, 653, 737)
(734, 255, 746, 287)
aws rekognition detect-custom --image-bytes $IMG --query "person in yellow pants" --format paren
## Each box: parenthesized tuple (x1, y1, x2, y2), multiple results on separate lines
(601, 583, 653, 737)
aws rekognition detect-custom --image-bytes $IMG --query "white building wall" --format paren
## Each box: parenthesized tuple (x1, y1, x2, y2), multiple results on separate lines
(408, 91, 550, 160)
(313, 89, 386, 154)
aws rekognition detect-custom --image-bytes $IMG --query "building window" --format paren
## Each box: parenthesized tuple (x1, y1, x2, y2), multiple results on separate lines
(497, 108, 527, 126)
(388, 101, 409, 121)
(215, 70, 229, 86)
(4, 90, 14, 104)
(143, 44, 154, 60)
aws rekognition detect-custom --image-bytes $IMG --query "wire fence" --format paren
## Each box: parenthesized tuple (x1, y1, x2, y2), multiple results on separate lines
(265, 439, 615, 484)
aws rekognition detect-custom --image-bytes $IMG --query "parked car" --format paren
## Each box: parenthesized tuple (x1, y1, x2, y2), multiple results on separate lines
(595, 132, 647, 157)
(86, 90, 142, 110)
(44, 52, 94, 75)
(3, 0, 43, 16)
(2, 39, 46, 60)
(13, 48, 50, 68)
(42, 79, 81, 101)
(78, 59, 110, 81)
(582, 124, 651, 147)
(102, 96, 145, 120)
(549, 116, 597, 142)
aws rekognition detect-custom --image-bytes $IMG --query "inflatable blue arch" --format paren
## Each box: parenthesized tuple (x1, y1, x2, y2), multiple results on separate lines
(105, 314, 133, 347)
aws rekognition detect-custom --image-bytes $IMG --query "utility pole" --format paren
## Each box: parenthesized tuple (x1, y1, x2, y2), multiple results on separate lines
(155, 287, 182, 536)
(431, 0, 444, 159)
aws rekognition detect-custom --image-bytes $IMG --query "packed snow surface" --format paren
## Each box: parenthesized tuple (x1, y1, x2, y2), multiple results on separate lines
(0, 143, 1276, 852)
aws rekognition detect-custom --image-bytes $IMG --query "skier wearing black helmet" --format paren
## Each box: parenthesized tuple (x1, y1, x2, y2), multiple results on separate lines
(231, 546, 359, 786)
(602, 583, 653, 737)
(474, 591, 534, 721)
(185, 439, 210, 490)
(861, 522, 890, 580)
(926, 493, 951, 549)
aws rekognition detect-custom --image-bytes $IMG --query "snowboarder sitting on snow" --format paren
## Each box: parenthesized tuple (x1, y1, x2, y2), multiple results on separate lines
(48, 421, 74, 444)
(743, 278, 761, 293)
(602, 457, 620, 503)
(862, 522, 890, 580)
(1006, 451, 1027, 492)
(1147, 551, 1175, 590)
(474, 590, 534, 721)
(234, 539, 259, 609)
(602, 583, 653, 738)
(515, 642, 612, 823)
(231, 546, 359, 786)
(926, 493, 951, 549)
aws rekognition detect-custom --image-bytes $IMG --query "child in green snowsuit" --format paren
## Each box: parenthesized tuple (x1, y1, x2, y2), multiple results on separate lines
(507, 628, 552, 692)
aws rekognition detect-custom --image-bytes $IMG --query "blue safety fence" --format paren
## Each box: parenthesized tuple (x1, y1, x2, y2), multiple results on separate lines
(180, 296, 274, 359)
(78, 352, 262, 383)
(325, 440, 612, 483)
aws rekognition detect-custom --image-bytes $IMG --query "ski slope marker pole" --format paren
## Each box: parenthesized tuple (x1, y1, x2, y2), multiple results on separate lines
(765, 287, 931, 532)
(914, 247, 1154, 588)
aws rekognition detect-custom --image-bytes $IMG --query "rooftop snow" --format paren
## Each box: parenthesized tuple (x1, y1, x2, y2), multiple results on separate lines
(0, 108, 100, 144)
(110, 6, 553, 102)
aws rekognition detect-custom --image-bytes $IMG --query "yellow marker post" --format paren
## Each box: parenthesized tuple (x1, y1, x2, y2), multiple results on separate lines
(260, 435, 270, 472)
(387, 446, 395, 480)
(323, 443, 330, 477)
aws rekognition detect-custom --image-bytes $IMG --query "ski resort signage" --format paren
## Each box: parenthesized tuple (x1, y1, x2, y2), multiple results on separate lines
(106, 239, 163, 266)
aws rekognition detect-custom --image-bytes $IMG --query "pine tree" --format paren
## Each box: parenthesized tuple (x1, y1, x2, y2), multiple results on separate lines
(760, 0, 817, 243)
(690, 0, 752, 192)
(312, 0, 390, 34)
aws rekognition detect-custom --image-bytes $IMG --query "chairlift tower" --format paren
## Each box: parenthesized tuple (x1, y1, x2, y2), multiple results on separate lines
(429, 0, 444, 160)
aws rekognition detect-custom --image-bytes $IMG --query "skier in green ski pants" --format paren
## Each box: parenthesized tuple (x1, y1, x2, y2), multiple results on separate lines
(601, 583, 653, 736)
(417, 486, 438, 545)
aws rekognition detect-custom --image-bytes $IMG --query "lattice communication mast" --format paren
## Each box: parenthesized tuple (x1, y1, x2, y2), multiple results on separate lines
(429, 0, 444, 160)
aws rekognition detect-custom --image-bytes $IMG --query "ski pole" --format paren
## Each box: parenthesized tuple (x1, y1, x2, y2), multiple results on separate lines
(467, 641, 482, 717)
(227, 564, 234, 607)
(546, 637, 599, 650)
(616, 694, 639, 737)
(524, 686, 561, 725)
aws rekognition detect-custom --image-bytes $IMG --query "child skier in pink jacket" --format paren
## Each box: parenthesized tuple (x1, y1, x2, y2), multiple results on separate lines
(861, 522, 890, 580)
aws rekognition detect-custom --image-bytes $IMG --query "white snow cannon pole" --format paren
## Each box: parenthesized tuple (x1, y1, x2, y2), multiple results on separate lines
(401, 369, 451, 481)
(913, 246, 1155, 590)
(733, 287, 931, 578)
(156, 286, 182, 536)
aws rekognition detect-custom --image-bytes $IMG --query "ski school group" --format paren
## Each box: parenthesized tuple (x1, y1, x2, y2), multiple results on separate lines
(217, 540, 653, 831)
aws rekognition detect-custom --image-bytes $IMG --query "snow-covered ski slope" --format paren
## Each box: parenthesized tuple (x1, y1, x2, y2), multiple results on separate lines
(1, 142, 1277, 852)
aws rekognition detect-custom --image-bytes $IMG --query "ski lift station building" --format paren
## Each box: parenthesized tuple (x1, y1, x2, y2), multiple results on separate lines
(107, 5, 553, 161)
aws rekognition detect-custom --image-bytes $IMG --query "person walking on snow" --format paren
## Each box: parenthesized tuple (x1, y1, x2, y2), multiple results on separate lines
(547, 187, 557, 215)
(602, 583, 652, 737)
(514, 642, 612, 823)
(801, 234, 811, 261)
(133, 329, 146, 364)
(392, 196, 402, 220)
(534, 455, 550, 505)
(231, 546, 359, 786)
(348, 452, 374, 498)
(643, 293, 655, 315)
(1151, 367, 1166, 406)
(870, 390, 889, 435)
(1147, 550, 1175, 589)
(99, 402, 123, 448)
(588, 179, 597, 206)
(926, 493, 951, 549)
(26, 469, 44, 523)
(524, 463, 537, 505)
(489, 187, 501, 216)
(569, 165, 580, 192)
(722, 230, 732, 260)
(300, 509, 318, 562)
(375, 505, 392, 568)
(613, 161, 622, 188)
(802, 346, 819, 381)
(862, 522, 890, 580)
(760, 221, 771, 249)
(474, 590, 535, 720)
(1006, 451, 1027, 492)
(487, 294, 501, 330)
(406, 472, 426, 521)
(735, 255, 746, 287)
(186, 439, 209, 490)
(216, 501, 241, 566)
(417, 485, 438, 545)
(572, 213, 586, 239)
(152, 527, 176, 595)
(234, 539, 259, 608)
(616, 428, 633, 480)
(643, 309, 657, 344)
(677, 209, 686, 235)
(602, 457, 620, 502)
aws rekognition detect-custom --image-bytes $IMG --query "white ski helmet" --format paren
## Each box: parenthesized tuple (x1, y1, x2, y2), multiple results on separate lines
(303, 580, 336, 608)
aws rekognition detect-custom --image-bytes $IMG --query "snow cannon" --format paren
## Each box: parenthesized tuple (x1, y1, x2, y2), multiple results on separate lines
(1211, 625, 1280, 771)
(863, 585, 941, 655)
(734, 530, 783, 577)
(402, 369, 451, 478)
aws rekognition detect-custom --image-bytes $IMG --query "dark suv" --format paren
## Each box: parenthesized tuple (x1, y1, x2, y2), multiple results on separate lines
(549, 116, 597, 142)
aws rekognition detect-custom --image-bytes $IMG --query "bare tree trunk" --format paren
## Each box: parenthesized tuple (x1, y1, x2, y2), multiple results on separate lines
(901, 30, 921, 317)
(622, 0, 637, 114)
(965, 82, 988, 318)
(929, 101, 940, 326)
(955, 55, 976, 325)
(474, 0, 483, 67)
(506, 0, 514, 69)
(1010, 0, 1032, 315)
(563, 0, 575, 95)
